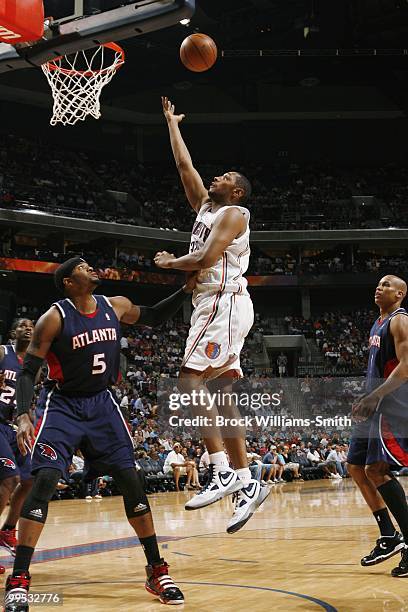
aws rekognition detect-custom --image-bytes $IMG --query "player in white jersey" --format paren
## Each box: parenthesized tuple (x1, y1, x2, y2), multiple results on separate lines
(154, 97, 271, 533)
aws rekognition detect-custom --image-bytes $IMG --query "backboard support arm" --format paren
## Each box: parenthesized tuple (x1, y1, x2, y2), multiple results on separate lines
(0, 0, 195, 73)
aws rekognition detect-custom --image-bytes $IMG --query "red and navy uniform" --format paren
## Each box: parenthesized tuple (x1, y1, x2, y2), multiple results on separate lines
(0, 345, 32, 481)
(32, 296, 135, 479)
(46, 295, 121, 395)
(348, 307, 408, 466)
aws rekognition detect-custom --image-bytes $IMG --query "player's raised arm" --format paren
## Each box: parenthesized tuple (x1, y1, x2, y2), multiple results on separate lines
(155, 207, 246, 272)
(110, 273, 197, 326)
(15, 307, 62, 453)
(162, 96, 208, 212)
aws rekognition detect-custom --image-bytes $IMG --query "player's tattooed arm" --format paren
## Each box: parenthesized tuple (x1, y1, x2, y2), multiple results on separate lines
(26, 307, 62, 358)
(154, 207, 246, 271)
(161, 96, 208, 212)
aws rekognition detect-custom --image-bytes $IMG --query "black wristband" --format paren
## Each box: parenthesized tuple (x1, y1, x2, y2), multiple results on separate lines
(137, 288, 188, 327)
(16, 353, 44, 416)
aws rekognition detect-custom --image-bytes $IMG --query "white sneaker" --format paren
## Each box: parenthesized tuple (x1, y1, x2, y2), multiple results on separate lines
(226, 480, 272, 534)
(334, 473, 342, 479)
(185, 465, 243, 510)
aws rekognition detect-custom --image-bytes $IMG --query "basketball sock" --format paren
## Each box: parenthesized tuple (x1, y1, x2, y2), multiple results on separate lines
(377, 479, 408, 541)
(140, 534, 161, 566)
(373, 508, 396, 537)
(13, 545, 34, 575)
(235, 468, 252, 485)
(1, 523, 16, 531)
(209, 451, 229, 469)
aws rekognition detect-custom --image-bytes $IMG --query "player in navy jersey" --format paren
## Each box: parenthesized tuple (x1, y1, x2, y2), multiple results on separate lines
(0, 319, 34, 564)
(4, 257, 195, 611)
(348, 275, 408, 577)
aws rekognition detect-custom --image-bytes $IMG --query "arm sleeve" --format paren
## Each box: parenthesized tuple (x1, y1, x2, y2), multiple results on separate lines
(16, 354, 44, 416)
(137, 288, 188, 327)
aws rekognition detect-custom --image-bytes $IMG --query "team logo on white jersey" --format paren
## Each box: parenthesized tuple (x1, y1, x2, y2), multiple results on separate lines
(205, 342, 221, 359)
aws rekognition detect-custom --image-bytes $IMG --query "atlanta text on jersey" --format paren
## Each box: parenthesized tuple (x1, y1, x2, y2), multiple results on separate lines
(72, 327, 117, 350)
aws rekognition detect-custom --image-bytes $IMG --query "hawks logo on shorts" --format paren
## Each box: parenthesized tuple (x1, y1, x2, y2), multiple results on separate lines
(0, 458, 16, 469)
(205, 342, 221, 359)
(37, 443, 58, 461)
(380, 415, 408, 467)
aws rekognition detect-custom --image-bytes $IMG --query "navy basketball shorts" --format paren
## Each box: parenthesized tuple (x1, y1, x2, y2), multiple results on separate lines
(32, 388, 135, 479)
(0, 422, 32, 481)
(348, 404, 408, 467)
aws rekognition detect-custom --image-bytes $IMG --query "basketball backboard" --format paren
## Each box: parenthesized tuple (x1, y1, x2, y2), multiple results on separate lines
(0, 0, 195, 73)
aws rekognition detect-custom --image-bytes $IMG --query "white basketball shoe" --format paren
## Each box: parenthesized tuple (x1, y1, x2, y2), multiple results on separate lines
(185, 465, 243, 511)
(226, 480, 272, 534)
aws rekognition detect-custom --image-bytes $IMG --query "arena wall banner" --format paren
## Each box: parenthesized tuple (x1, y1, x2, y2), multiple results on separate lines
(0, 257, 299, 286)
(0, 258, 181, 285)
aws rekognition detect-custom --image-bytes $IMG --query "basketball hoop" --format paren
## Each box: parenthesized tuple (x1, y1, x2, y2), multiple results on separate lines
(41, 42, 125, 126)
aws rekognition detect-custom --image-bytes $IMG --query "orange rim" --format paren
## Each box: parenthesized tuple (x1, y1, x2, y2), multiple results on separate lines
(44, 42, 125, 76)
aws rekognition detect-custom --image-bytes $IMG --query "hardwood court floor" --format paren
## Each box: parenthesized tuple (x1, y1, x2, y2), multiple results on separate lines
(1, 479, 408, 612)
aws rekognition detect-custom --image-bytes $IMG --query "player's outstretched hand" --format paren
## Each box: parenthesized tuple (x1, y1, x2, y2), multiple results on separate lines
(154, 251, 176, 269)
(161, 96, 185, 124)
(16, 414, 35, 456)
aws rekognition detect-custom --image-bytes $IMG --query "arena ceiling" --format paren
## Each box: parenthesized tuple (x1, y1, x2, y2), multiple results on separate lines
(0, 0, 407, 117)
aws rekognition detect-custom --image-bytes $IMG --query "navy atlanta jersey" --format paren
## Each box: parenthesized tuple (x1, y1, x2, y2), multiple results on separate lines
(0, 344, 22, 422)
(367, 307, 408, 390)
(47, 295, 121, 396)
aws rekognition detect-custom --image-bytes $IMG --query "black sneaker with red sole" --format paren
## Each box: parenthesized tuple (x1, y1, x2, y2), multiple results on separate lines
(145, 559, 184, 605)
(4, 571, 31, 611)
(0, 530, 17, 557)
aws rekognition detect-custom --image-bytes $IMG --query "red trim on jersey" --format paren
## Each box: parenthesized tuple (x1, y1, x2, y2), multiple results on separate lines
(381, 417, 408, 467)
(80, 309, 99, 318)
(384, 358, 399, 379)
(46, 351, 64, 385)
(34, 417, 43, 439)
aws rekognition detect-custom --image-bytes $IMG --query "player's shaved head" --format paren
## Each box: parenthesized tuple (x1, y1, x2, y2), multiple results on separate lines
(390, 275, 407, 297)
(376, 275, 407, 312)
(383, 275, 407, 298)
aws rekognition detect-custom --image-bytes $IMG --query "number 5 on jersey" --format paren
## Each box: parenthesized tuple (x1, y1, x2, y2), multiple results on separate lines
(92, 353, 106, 375)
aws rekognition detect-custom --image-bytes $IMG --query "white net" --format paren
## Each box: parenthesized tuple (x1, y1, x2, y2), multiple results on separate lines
(41, 43, 125, 127)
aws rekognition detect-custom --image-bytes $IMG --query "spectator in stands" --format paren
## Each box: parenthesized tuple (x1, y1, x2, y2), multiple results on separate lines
(163, 442, 199, 491)
(277, 352, 288, 377)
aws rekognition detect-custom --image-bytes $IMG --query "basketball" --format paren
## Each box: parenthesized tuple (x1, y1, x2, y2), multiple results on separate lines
(180, 33, 217, 72)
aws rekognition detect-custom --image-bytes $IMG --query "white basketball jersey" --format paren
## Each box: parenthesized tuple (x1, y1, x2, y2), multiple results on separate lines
(189, 203, 250, 306)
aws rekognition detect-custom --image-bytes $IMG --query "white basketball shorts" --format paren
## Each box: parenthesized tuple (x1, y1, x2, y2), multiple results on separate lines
(182, 292, 254, 377)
